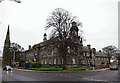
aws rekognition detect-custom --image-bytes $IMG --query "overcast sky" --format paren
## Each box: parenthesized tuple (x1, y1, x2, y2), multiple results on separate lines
(0, 0, 118, 56)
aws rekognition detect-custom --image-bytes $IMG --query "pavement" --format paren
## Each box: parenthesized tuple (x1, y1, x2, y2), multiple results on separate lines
(88, 68, 110, 72)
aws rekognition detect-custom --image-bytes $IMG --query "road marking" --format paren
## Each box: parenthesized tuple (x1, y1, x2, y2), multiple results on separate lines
(81, 77, 108, 82)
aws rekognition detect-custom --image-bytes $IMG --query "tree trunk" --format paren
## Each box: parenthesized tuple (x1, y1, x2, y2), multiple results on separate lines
(62, 54, 66, 70)
(59, 40, 67, 70)
(108, 56, 111, 65)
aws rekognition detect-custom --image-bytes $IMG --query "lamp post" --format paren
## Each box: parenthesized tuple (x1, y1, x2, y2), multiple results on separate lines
(92, 48, 96, 70)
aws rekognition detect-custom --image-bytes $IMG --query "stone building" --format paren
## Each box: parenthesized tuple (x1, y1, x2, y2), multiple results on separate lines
(3, 23, 109, 68)
(95, 51, 109, 68)
(18, 51, 26, 67)
(20, 22, 97, 68)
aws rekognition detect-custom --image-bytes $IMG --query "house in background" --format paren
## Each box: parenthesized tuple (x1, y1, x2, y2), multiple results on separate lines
(95, 51, 109, 68)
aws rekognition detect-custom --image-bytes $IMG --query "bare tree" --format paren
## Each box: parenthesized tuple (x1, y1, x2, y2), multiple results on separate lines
(45, 8, 82, 69)
(46, 8, 82, 38)
(102, 45, 117, 65)
(10, 42, 24, 65)
(10, 42, 24, 52)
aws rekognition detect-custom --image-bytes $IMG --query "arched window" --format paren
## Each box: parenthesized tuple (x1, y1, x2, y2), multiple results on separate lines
(72, 58, 76, 64)
(45, 59, 47, 64)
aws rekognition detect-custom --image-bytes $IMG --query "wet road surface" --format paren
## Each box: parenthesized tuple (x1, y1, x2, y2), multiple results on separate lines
(2, 69, 118, 83)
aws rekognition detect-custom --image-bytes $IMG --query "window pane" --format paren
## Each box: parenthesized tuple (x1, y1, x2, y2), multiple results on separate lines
(54, 58, 56, 64)
(49, 58, 51, 64)
(72, 58, 75, 64)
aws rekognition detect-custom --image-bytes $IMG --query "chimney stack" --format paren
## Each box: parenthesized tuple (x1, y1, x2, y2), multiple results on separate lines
(87, 44, 91, 49)
(28, 45, 31, 50)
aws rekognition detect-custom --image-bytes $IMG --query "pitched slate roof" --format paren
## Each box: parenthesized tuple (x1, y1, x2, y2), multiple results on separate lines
(96, 52, 108, 57)
(82, 46, 89, 52)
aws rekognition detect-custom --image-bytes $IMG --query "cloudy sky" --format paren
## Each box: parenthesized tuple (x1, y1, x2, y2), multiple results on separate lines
(0, 0, 118, 56)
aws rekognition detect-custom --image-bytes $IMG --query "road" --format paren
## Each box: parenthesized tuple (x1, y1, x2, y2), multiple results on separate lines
(2, 69, 118, 83)
(50, 70, 118, 82)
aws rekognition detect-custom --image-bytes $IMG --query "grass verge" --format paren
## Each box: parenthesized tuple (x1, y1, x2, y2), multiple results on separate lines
(17, 67, 25, 69)
(67, 68, 88, 70)
(17, 67, 88, 71)
(29, 68, 62, 71)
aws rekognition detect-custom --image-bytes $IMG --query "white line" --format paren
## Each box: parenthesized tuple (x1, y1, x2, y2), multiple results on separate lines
(81, 77, 108, 82)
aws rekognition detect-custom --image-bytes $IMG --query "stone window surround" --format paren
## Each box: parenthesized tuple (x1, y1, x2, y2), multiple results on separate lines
(72, 58, 76, 64)
(53, 58, 56, 64)
(49, 58, 51, 64)
(45, 59, 47, 64)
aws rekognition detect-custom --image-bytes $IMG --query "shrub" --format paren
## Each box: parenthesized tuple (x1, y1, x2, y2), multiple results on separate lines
(32, 62, 39, 68)
(28, 62, 32, 68)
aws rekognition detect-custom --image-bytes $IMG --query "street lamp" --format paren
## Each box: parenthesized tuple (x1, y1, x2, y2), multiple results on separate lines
(92, 48, 96, 70)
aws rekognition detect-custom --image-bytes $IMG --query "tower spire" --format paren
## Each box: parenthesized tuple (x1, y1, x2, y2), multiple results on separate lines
(5, 25, 10, 44)
(2, 25, 11, 66)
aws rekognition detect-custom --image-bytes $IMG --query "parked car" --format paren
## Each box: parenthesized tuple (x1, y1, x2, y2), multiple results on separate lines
(109, 65, 118, 70)
(3, 65, 12, 71)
